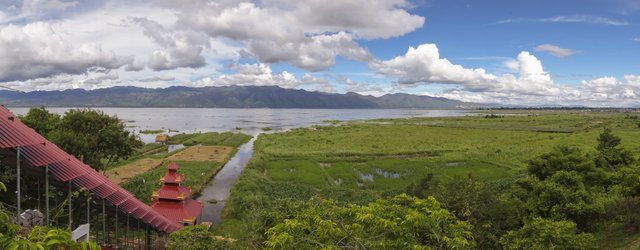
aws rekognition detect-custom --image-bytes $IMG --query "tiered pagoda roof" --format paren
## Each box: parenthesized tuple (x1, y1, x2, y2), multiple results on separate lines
(160, 163, 184, 184)
(150, 162, 202, 225)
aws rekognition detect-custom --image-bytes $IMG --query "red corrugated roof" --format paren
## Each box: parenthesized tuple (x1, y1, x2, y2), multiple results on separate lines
(151, 199, 202, 224)
(156, 185, 191, 200)
(0, 108, 43, 148)
(21, 142, 70, 167)
(0, 106, 181, 232)
(161, 172, 184, 184)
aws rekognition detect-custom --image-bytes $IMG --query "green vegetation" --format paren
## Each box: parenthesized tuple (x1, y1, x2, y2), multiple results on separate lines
(216, 111, 640, 249)
(0, 181, 100, 249)
(169, 132, 251, 147)
(264, 194, 474, 249)
(167, 225, 233, 250)
(121, 160, 223, 203)
(500, 217, 595, 249)
(19, 107, 143, 172)
(140, 129, 165, 134)
(135, 142, 167, 155)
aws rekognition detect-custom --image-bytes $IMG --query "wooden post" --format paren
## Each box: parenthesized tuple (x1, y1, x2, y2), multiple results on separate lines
(45, 165, 49, 226)
(68, 181, 72, 231)
(115, 206, 119, 247)
(16, 146, 21, 215)
(86, 194, 90, 226)
(137, 219, 141, 250)
(102, 199, 106, 245)
(37, 180, 40, 211)
(126, 213, 130, 249)
(145, 224, 150, 250)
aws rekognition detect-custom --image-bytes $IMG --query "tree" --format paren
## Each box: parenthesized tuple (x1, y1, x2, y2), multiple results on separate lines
(21, 108, 143, 172)
(408, 174, 520, 249)
(20, 107, 61, 138)
(264, 194, 474, 249)
(527, 146, 604, 184)
(510, 146, 618, 231)
(166, 225, 233, 250)
(515, 171, 612, 231)
(500, 217, 594, 250)
(595, 128, 634, 168)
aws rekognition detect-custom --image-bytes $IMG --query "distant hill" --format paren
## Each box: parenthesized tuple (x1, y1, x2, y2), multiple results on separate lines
(0, 85, 487, 109)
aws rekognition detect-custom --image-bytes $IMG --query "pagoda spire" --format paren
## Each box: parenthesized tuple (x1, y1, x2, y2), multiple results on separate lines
(150, 162, 203, 226)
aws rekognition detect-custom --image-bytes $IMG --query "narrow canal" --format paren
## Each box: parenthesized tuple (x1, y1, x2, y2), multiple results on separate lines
(196, 136, 258, 224)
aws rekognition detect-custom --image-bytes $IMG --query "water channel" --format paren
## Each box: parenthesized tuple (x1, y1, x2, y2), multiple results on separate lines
(196, 136, 258, 223)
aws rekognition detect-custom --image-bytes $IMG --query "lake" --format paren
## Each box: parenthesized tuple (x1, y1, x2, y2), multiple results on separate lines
(8, 108, 470, 142)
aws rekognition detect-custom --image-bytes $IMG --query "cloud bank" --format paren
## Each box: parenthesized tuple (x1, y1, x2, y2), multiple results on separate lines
(0, 0, 637, 107)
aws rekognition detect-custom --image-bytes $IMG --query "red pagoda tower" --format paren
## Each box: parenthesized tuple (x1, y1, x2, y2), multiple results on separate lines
(151, 162, 203, 226)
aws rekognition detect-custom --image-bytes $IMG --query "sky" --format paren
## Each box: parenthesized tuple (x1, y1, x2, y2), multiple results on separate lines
(0, 0, 639, 106)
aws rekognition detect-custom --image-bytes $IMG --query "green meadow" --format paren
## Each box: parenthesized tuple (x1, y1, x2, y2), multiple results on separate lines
(216, 110, 640, 248)
(253, 111, 640, 188)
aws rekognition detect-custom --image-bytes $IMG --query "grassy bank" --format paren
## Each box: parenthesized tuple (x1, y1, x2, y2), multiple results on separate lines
(216, 111, 640, 248)
(140, 129, 165, 134)
(169, 131, 252, 147)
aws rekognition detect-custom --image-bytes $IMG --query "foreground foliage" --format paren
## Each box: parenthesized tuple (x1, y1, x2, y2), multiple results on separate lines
(264, 194, 474, 249)
(0, 181, 99, 250)
(500, 217, 595, 250)
(167, 225, 232, 250)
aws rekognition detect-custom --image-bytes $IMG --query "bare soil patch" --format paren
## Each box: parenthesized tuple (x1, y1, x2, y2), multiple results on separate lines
(105, 158, 164, 184)
(166, 145, 233, 162)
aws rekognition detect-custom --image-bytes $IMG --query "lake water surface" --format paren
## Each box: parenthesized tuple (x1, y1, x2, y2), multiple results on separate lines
(9, 108, 469, 140)
(8, 107, 470, 224)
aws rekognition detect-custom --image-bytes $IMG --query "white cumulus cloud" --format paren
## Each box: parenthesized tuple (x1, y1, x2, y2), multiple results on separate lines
(370, 43, 562, 96)
(0, 22, 132, 82)
(370, 42, 640, 106)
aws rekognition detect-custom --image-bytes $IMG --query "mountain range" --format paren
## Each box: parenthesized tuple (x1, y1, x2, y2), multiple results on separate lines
(0, 86, 487, 109)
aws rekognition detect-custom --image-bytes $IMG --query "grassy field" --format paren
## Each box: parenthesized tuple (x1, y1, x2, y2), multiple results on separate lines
(169, 131, 252, 147)
(216, 110, 640, 248)
(139, 129, 165, 134)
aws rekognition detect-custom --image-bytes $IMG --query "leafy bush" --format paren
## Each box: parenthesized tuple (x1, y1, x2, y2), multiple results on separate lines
(167, 225, 233, 250)
(500, 217, 594, 250)
(264, 194, 475, 249)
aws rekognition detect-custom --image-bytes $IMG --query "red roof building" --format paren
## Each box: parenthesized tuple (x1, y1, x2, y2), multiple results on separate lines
(150, 162, 202, 226)
(0, 106, 181, 233)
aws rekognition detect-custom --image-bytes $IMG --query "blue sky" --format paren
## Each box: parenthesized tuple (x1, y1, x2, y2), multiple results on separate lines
(0, 0, 638, 106)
